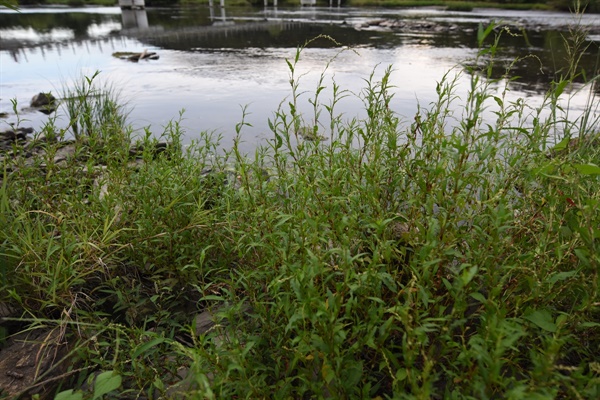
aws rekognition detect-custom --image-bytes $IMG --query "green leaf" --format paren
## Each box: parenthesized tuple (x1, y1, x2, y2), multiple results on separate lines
(574, 248, 590, 267)
(477, 23, 484, 45)
(552, 136, 571, 152)
(133, 337, 166, 358)
(477, 22, 496, 47)
(1, 1, 19, 11)
(321, 362, 335, 384)
(273, 130, 283, 149)
(461, 265, 478, 286)
(548, 270, 577, 285)
(573, 163, 600, 175)
(470, 292, 487, 304)
(553, 80, 569, 98)
(55, 390, 83, 400)
(343, 361, 363, 387)
(579, 322, 600, 328)
(533, 162, 557, 176)
(525, 309, 557, 333)
(93, 370, 122, 400)
(198, 294, 224, 302)
(395, 368, 408, 382)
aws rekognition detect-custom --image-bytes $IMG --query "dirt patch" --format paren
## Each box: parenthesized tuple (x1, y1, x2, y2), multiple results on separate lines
(0, 327, 74, 399)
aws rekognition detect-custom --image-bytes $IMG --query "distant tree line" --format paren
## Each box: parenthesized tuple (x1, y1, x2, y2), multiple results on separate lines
(503, 0, 599, 12)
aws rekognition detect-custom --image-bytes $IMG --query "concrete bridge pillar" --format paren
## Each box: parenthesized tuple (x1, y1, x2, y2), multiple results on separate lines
(119, 0, 145, 9)
(208, 0, 229, 8)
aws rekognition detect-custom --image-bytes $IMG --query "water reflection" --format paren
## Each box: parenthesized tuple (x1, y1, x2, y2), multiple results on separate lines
(121, 9, 149, 30)
(1, 5, 598, 151)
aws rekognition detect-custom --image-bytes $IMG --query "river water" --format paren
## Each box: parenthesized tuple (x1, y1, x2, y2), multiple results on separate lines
(1, 5, 599, 152)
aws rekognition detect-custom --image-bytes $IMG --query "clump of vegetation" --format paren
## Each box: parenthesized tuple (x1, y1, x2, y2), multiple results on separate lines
(1, 17, 599, 400)
(445, 2, 473, 12)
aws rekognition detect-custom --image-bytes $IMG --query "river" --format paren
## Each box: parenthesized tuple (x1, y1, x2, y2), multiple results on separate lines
(1, 5, 599, 152)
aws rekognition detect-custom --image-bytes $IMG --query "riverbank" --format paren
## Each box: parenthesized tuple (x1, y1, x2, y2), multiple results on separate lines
(1, 28, 599, 398)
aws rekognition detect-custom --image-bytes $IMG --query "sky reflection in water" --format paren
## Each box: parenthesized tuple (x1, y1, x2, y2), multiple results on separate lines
(1, 6, 598, 153)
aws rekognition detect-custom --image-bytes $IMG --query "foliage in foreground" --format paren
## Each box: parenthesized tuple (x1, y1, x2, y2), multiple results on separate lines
(1, 25, 600, 400)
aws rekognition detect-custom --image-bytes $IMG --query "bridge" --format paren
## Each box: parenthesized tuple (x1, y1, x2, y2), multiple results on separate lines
(2, 2, 346, 59)
(119, 0, 324, 8)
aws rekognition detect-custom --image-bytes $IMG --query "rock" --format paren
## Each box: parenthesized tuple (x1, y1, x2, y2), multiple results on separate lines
(0, 328, 72, 399)
(297, 125, 327, 141)
(30, 92, 57, 114)
(129, 141, 170, 159)
(0, 302, 19, 319)
(1, 127, 34, 150)
(193, 302, 253, 337)
(24, 132, 57, 150)
(113, 50, 160, 62)
(52, 142, 77, 164)
(30, 92, 56, 108)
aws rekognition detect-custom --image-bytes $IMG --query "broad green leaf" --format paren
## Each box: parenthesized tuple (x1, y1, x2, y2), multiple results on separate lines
(552, 136, 571, 152)
(93, 371, 122, 400)
(548, 270, 577, 285)
(573, 163, 600, 175)
(470, 292, 487, 304)
(525, 310, 557, 333)
(396, 368, 408, 382)
(461, 265, 478, 286)
(532, 162, 557, 176)
(344, 362, 363, 387)
(575, 248, 590, 266)
(55, 390, 83, 400)
(493, 96, 503, 108)
(321, 362, 335, 384)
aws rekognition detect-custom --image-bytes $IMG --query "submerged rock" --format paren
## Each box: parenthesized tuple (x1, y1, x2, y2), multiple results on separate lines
(112, 50, 160, 62)
(297, 125, 327, 141)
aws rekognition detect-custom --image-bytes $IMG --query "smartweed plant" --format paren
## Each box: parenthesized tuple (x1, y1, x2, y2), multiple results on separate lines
(0, 75, 230, 398)
(1, 15, 599, 400)
(180, 21, 599, 400)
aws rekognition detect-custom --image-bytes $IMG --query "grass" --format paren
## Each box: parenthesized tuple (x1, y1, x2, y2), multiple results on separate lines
(1, 15, 600, 400)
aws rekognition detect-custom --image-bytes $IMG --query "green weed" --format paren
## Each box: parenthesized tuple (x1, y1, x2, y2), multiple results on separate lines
(1, 16, 599, 400)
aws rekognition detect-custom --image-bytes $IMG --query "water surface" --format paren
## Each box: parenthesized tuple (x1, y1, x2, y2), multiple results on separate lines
(1, 5, 599, 151)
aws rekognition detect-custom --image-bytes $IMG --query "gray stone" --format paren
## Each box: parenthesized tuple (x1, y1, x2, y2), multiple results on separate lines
(30, 92, 57, 114)
(193, 302, 252, 337)
(0, 329, 71, 399)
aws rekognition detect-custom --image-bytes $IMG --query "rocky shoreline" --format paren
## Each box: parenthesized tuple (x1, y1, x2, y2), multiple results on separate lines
(348, 15, 600, 36)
